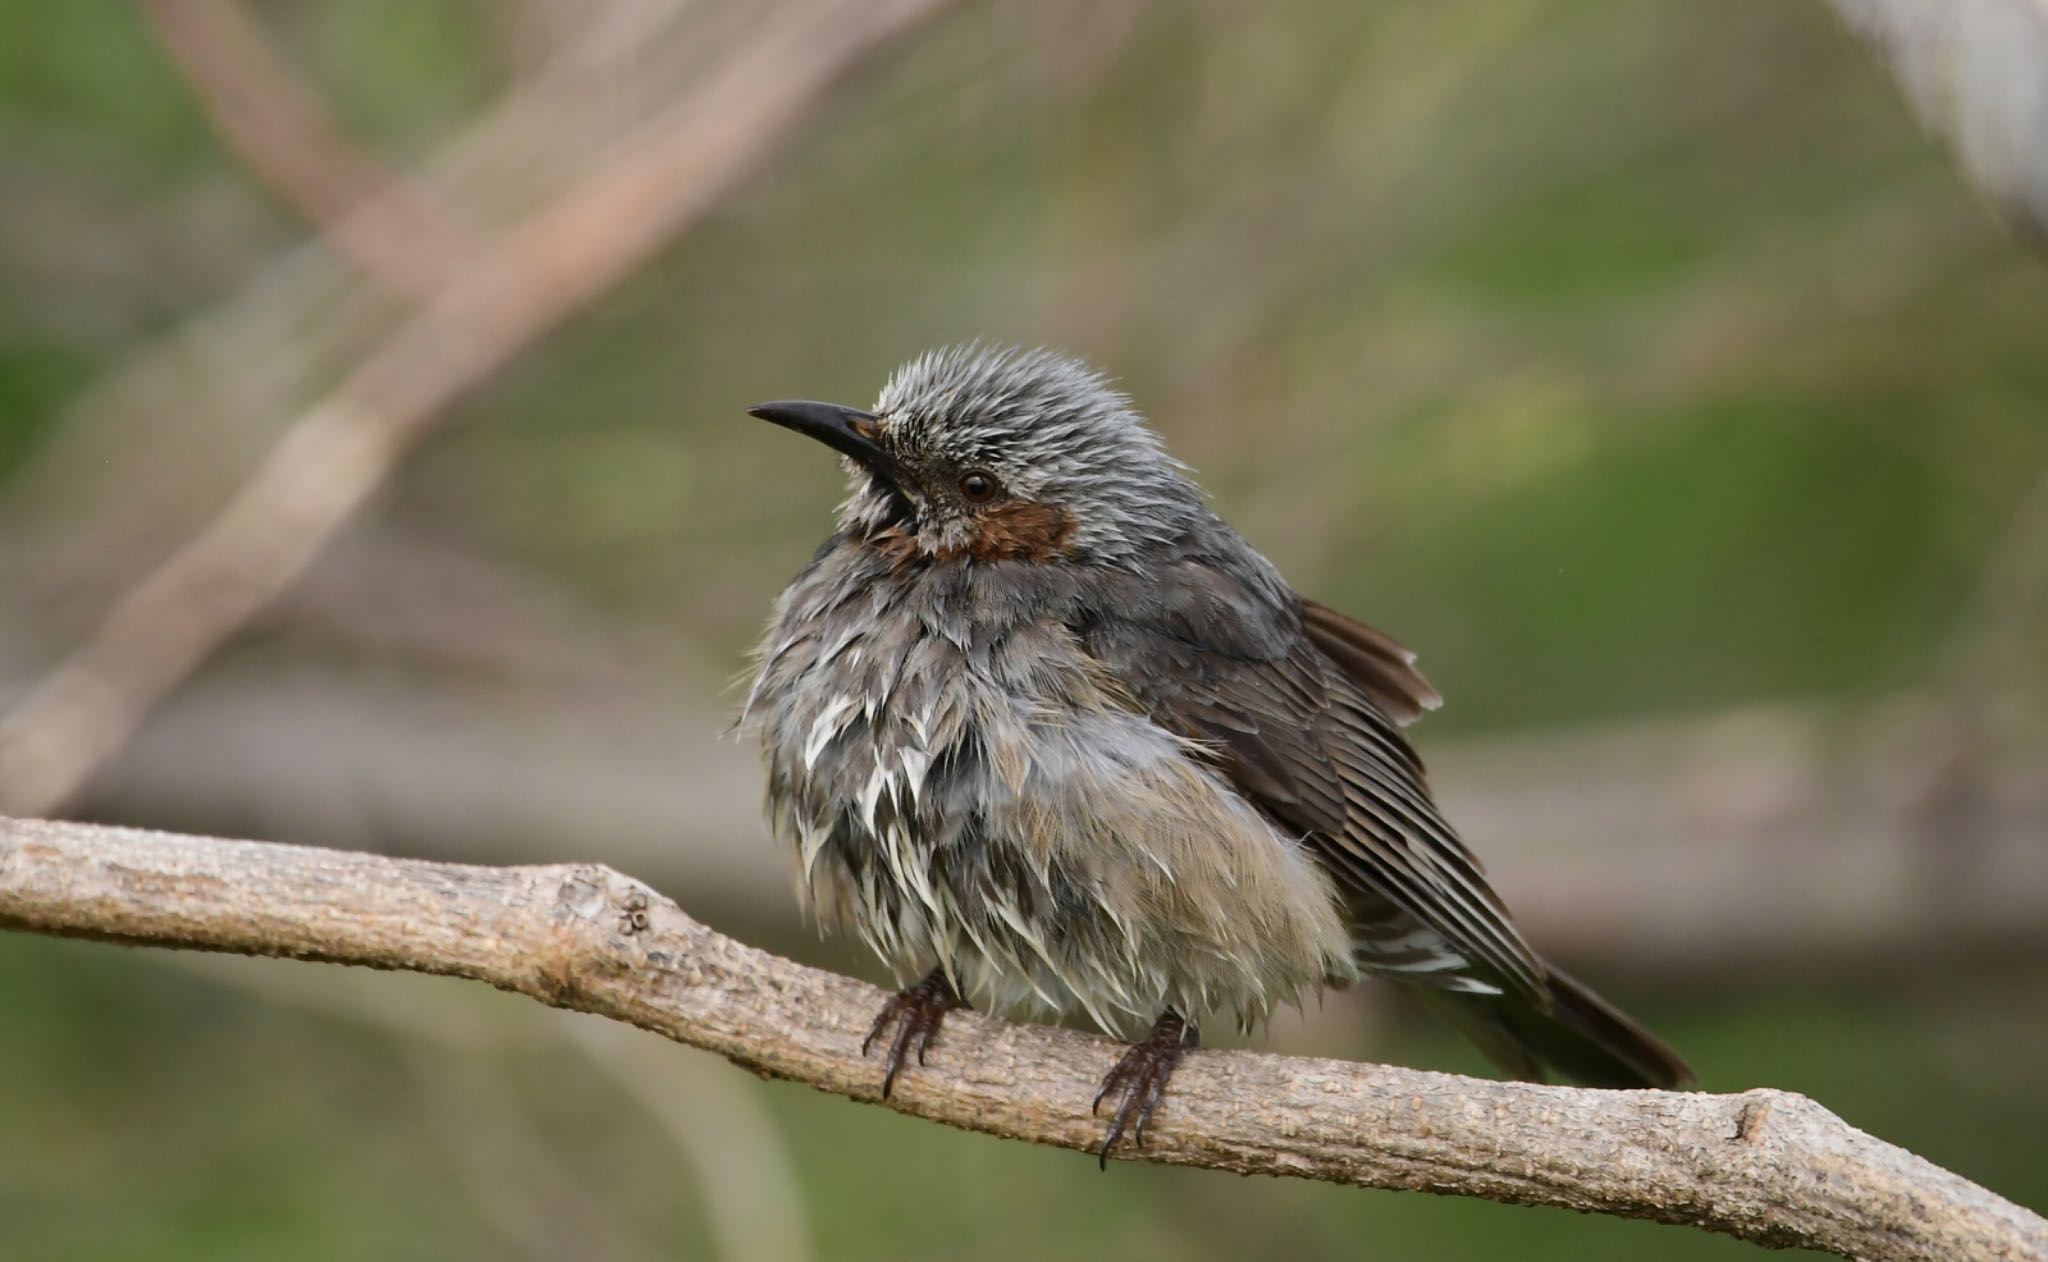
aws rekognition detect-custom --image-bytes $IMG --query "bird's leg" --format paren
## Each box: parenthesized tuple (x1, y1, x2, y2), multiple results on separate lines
(1092, 1010, 1198, 1167)
(862, 967, 965, 1098)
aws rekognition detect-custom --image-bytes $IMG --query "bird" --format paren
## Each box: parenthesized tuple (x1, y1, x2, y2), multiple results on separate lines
(740, 344, 1690, 1164)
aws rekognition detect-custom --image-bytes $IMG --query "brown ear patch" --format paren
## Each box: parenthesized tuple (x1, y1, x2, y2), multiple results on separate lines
(968, 501, 1079, 562)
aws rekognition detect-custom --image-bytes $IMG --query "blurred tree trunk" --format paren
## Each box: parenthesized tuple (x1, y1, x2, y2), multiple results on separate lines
(1832, 0, 2048, 244)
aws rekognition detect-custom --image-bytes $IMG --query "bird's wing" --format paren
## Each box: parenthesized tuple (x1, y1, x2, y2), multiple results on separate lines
(1298, 598, 1441, 726)
(1075, 556, 1549, 1002)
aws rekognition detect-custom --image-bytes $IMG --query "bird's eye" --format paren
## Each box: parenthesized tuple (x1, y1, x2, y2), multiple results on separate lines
(958, 470, 1000, 503)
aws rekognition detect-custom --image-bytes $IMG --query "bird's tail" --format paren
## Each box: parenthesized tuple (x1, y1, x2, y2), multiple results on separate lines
(1409, 962, 1692, 1089)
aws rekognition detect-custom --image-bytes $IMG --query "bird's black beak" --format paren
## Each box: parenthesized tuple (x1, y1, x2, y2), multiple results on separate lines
(748, 400, 902, 483)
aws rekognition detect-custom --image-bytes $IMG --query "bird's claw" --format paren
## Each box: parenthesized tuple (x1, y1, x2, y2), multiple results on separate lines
(1095, 1011, 1197, 1168)
(863, 969, 963, 1098)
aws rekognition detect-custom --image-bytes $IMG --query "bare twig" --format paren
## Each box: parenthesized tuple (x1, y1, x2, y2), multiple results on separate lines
(138, 0, 476, 297)
(0, 0, 960, 817)
(3, 816, 2041, 1261)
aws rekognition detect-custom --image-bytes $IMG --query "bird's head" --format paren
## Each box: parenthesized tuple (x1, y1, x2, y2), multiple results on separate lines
(750, 345, 1203, 566)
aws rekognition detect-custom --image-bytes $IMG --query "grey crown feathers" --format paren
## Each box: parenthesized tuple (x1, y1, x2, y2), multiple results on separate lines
(844, 345, 1204, 563)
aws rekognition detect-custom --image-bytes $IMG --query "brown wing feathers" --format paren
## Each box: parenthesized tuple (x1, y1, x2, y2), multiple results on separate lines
(1300, 598, 1442, 726)
(1089, 572, 1549, 1002)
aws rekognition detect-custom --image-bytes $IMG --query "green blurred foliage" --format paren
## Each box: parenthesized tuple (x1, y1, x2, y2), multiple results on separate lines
(2, 0, 2045, 1258)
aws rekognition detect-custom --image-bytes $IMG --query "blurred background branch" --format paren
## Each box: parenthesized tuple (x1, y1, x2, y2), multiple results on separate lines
(0, 0, 961, 817)
(4, 816, 2043, 1262)
(159, 944, 815, 1262)
(136, 0, 476, 298)
(80, 648, 2048, 973)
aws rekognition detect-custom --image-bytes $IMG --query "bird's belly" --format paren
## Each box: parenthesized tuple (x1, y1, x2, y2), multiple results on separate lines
(748, 623, 1353, 1037)
(813, 807, 1186, 1034)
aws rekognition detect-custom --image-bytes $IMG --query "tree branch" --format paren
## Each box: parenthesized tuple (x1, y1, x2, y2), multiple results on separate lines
(2, 816, 2040, 1261)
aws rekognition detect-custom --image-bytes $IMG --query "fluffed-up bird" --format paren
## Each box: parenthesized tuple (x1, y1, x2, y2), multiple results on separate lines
(741, 345, 1690, 1163)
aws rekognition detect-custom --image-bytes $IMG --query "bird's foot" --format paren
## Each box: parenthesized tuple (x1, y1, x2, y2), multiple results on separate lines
(862, 968, 965, 1098)
(1092, 1010, 1197, 1168)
